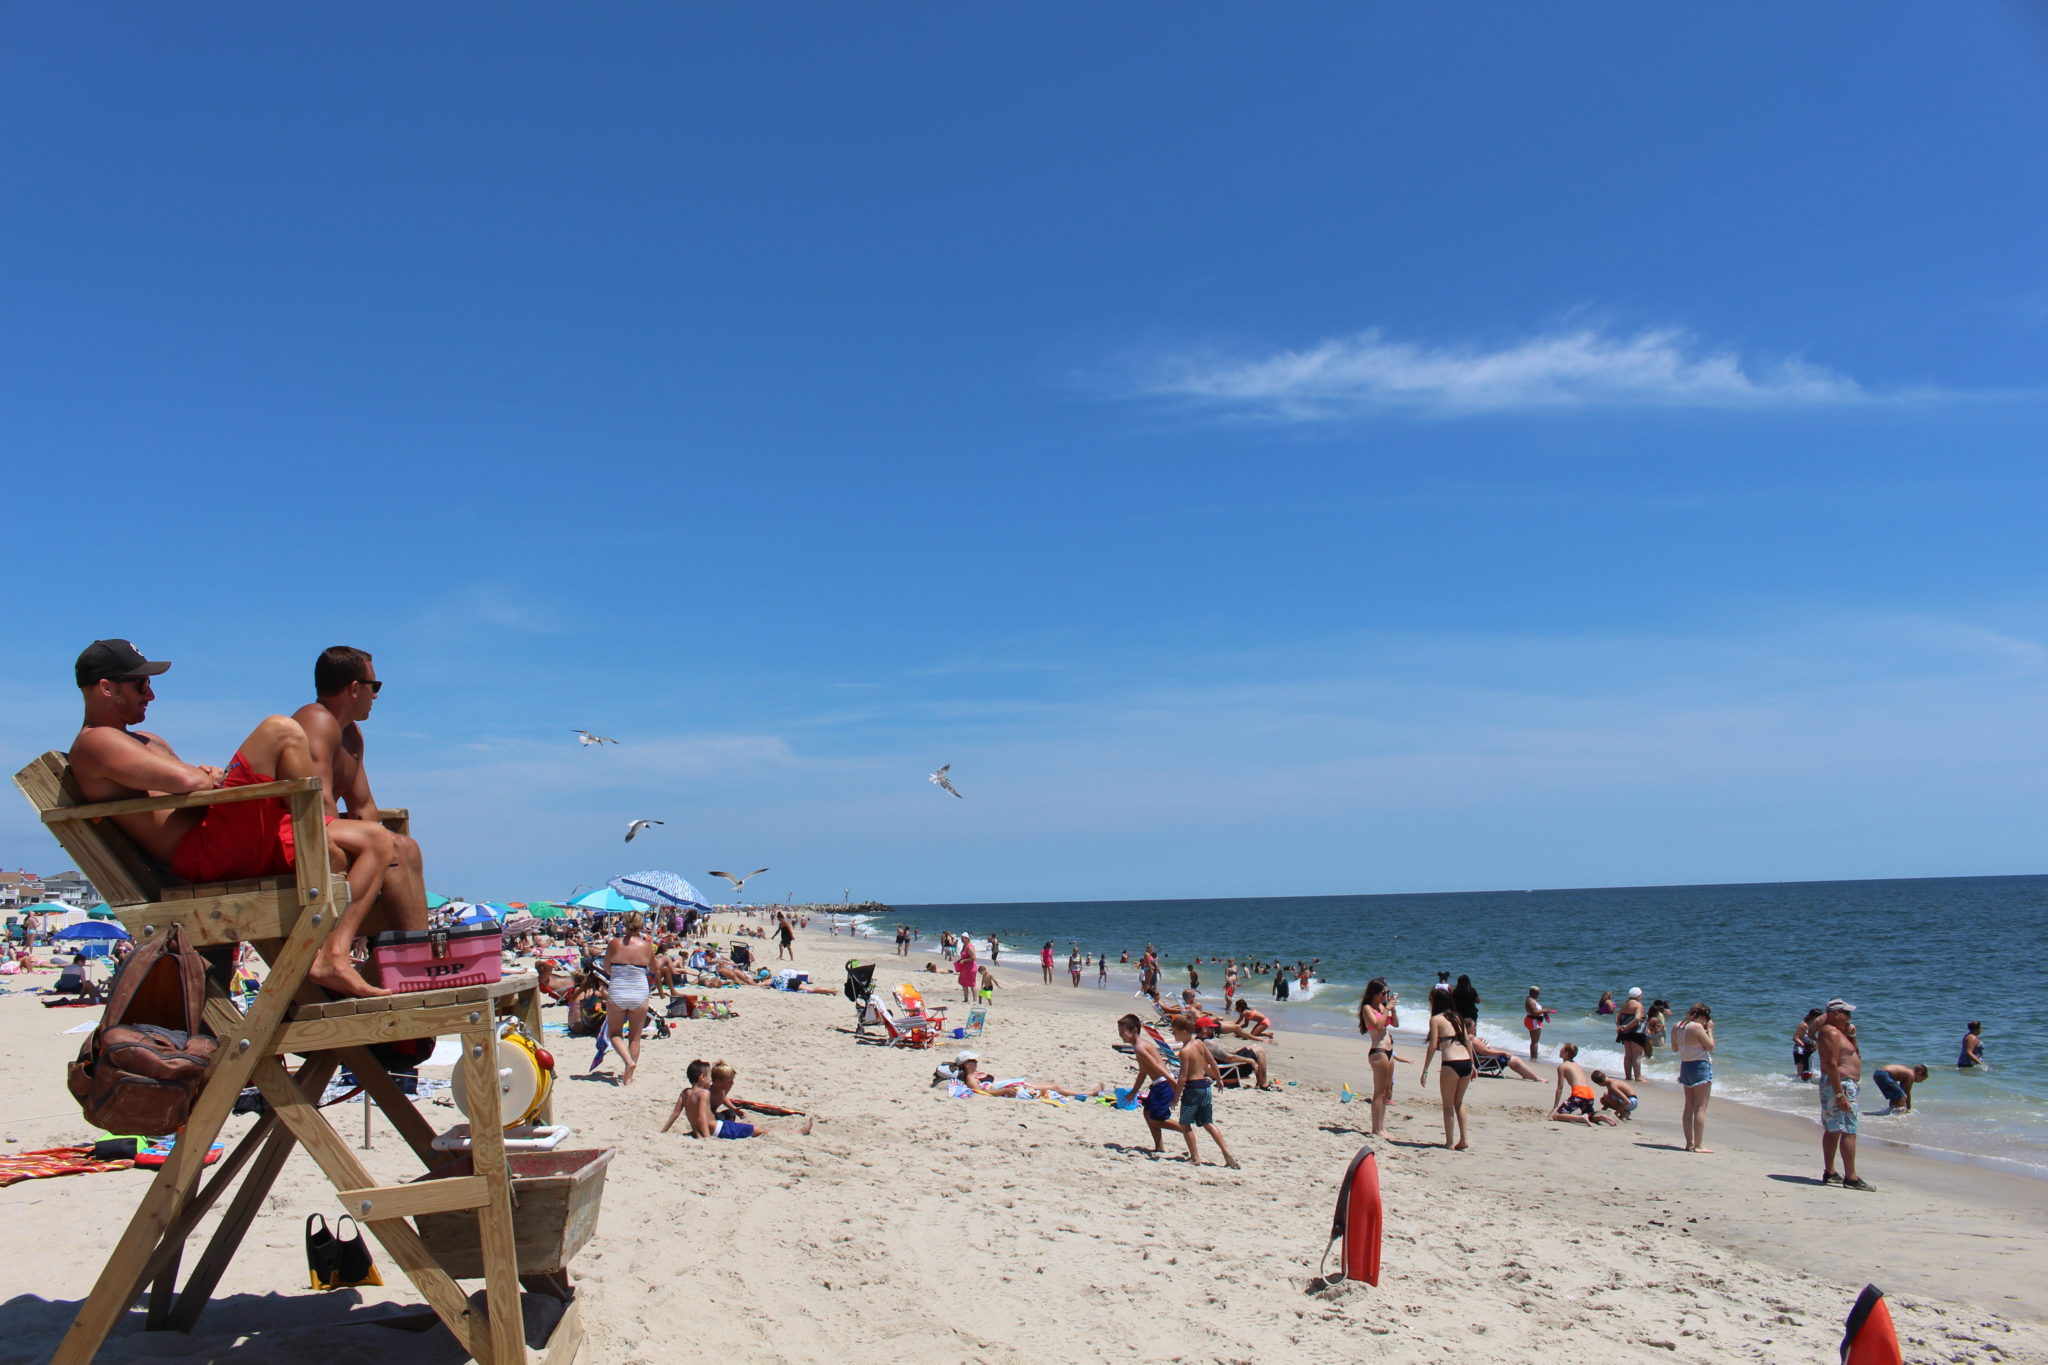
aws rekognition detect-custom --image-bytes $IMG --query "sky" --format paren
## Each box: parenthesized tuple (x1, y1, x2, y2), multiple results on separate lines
(3, 4, 2045, 905)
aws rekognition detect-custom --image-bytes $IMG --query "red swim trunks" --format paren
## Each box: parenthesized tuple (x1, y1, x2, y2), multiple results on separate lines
(168, 753, 303, 883)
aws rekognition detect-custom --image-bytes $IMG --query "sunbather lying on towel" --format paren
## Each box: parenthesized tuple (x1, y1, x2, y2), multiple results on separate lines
(953, 1051, 1104, 1101)
(67, 639, 398, 998)
(662, 1059, 812, 1139)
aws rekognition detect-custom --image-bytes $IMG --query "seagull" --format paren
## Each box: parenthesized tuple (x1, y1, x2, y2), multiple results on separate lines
(573, 729, 619, 746)
(625, 819, 665, 843)
(708, 867, 771, 893)
(929, 764, 964, 799)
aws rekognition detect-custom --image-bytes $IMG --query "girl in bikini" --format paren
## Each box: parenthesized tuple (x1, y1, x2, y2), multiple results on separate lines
(1357, 977, 1400, 1139)
(1421, 985, 1476, 1150)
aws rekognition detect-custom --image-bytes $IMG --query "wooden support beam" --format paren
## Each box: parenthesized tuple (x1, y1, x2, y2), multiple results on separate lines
(335, 1175, 491, 1222)
(540, 1297, 584, 1365)
(333, 1045, 446, 1165)
(278, 998, 495, 1053)
(459, 1023, 527, 1365)
(161, 1055, 340, 1333)
(251, 1059, 485, 1362)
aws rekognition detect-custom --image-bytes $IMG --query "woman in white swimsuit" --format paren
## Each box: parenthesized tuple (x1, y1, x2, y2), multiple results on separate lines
(604, 911, 657, 1086)
(1356, 977, 1400, 1140)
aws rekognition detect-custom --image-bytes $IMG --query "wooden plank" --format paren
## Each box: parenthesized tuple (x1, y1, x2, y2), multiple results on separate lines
(251, 1059, 485, 1362)
(15, 752, 160, 905)
(51, 847, 345, 1365)
(515, 985, 553, 1128)
(279, 998, 495, 1052)
(286, 975, 526, 1022)
(540, 1297, 584, 1365)
(119, 890, 293, 949)
(336, 1174, 491, 1222)
(40, 776, 322, 823)
(460, 1022, 526, 1365)
(164, 1054, 341, 1333)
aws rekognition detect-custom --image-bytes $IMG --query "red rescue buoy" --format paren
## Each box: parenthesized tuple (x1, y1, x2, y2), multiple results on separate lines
(1840, 1284, 1903, 1365)
(1329, 1146, 1382, 1286)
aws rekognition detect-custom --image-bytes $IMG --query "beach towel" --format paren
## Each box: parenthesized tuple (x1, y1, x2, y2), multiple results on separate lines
(0, 1146, 135, 1188)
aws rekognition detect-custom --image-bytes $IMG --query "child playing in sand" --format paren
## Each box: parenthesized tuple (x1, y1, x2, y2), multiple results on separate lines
(1549, 1044, 1619, 1126)
(662, 1059, 813, 1139)
(1168, 1017, 1241, 1168)
(1591, 1069, 1638, 1120)
(977, 963, 998, 1004)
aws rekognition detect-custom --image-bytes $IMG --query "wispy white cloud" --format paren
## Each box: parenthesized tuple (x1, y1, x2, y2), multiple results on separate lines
(1128, 325, 1902, 420)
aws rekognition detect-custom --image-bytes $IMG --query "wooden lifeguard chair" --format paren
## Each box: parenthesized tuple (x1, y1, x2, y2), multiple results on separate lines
(14, 752, 585, 1365)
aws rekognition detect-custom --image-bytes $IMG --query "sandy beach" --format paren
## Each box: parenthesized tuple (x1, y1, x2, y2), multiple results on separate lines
(3, 923, 2045, 1365)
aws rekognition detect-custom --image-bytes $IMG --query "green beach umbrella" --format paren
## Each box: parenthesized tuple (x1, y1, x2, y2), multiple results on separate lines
(86, 903, 120, 920)
(426, 892, 452, 910)
(529, 903, 569, 920)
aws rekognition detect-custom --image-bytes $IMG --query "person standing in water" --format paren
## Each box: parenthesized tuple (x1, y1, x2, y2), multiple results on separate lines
(1357, 977, 1400, 1140)
(1957, 1021, 1987, 1070)
(1793, 1008, 1823, 1080)
(1671, 1002, 1716, 1153)
(1523, 986, 1555, 1060)
(1614, 987, 1649, 1082)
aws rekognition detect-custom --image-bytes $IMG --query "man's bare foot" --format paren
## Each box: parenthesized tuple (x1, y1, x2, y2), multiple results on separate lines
(308, 956, 392, 998)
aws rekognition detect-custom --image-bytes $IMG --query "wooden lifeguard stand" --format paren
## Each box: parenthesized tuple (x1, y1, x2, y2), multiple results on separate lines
(14, 753, 583, 1365)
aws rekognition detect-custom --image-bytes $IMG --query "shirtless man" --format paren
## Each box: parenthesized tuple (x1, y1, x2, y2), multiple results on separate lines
(1119, 1014, 1188, 1155)
(1549, 1043, 1618, 1126)
(1871, 1063, 1929, 1114)
(1818, 999, 1873, 1190)
(65, 639, 395, 997)
(292, 647, 429, 943)
(1167, 1017, 1240, 1167)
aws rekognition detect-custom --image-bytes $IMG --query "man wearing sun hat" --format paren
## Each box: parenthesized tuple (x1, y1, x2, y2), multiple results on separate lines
(1817, 998, 1873, 1191)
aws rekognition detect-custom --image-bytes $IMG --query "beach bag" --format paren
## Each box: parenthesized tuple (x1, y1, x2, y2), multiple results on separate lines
(66, 924, 218, 1135)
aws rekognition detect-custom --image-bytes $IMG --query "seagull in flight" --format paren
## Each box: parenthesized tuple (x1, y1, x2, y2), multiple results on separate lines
(929, 764, 964, 799)
(573, 729, 619, 746)
(625, 819, 665, 843)
(708, 867, 771, 893)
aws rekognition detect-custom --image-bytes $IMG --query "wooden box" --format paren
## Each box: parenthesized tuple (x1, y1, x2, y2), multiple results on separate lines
(413, 1148, 615, 1278)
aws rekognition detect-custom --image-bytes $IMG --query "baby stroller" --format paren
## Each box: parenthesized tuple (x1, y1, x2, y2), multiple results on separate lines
(844, 960, 877, 1034)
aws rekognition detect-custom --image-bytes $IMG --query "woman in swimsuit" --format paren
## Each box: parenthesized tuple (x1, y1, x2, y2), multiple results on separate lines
(1596, 990, 1615, 1016)
(1671, 1002, 1715, 1153)
(1356, 977, 1400, 1139)
(1957, 1021, 1987, 1070)
(603, 911, 656, 1087)
(1614, 989, 1649, 1081)
(1421, 986, 1476, 1150)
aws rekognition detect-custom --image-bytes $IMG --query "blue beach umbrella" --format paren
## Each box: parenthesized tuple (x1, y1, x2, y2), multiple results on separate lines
(53, 920, 131, 942)
(566, 887, 645, 914)
(608, 870, 712, 912)
(443, 902, 502, 929)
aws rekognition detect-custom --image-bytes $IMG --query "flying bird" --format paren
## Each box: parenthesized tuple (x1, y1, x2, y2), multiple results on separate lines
(708, 867, 771, 893)
(929, 764, 964, 799)
(573, 730, 618, 746)
(625, 819, 665, 843)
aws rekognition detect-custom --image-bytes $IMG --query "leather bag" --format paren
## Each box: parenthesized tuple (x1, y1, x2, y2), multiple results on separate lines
(66, 923, 219, 1135)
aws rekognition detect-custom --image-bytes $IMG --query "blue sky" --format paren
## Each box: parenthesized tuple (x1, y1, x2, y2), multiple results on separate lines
(4, 5, 2045, 903)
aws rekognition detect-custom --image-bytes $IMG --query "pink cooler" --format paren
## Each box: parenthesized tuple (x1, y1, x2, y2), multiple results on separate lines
(369, 926, 503, 992)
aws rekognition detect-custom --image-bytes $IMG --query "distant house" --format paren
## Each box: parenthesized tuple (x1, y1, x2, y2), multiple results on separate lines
(41, 870, 98, 904)
(0, 872, 43, 910)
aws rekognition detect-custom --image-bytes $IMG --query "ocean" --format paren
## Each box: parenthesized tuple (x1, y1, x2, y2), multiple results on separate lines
(890, 874, 2048, 1175)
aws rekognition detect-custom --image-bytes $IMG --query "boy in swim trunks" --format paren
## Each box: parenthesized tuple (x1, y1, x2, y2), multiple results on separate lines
(663, 1059, 813, 1139)
(1549, 1044, 1618, 1126)
(65, 639, 397, 997)
(1119, 1014, 1187, 1154)
(1167, 1017, 1240, 1168)
(1870, 1063, 1928, 1114)
(1590, 1070, 1638, 1120)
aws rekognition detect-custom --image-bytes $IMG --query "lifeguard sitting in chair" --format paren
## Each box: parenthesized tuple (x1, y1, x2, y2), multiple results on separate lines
(65, 639, 422, 997)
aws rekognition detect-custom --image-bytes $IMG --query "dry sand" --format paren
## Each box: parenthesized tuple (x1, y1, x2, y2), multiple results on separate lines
(3, 925, 2044, 1365)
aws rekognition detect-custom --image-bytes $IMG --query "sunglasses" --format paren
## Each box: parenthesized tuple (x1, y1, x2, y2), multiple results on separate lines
(355, 679, 384, 694)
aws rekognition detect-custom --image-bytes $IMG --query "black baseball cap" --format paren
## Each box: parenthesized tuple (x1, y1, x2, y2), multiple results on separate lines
(75, 640, 172, 689)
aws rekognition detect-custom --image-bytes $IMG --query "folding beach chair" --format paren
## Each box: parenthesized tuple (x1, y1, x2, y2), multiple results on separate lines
(1474, 1053, 1510, 1079)
(893, 983, 947, 1029)
(871, 1001, 939, 1049)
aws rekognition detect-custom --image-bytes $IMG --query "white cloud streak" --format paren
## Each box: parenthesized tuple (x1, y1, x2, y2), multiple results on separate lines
(1132, 325, 1887, 419)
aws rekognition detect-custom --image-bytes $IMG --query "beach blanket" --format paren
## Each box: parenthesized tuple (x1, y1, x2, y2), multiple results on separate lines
(0, 1146, 135, 1188)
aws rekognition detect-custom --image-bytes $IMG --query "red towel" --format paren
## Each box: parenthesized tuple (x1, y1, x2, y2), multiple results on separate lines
(0, 1146, 135, 1188)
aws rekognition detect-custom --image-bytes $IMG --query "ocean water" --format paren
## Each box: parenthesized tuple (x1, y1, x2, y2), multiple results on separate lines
(893, 875, 2048, 1175)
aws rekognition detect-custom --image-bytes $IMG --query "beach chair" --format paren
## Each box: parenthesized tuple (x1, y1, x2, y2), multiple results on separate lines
(893, 983, 947, 1029)
(1474, 1053, 1510, 1079)
(871, 1000, 939, 1049)
(14, 751, 587, 1365)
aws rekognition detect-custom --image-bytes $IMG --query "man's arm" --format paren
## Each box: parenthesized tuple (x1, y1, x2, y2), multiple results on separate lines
(72, 728, 220, 794)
